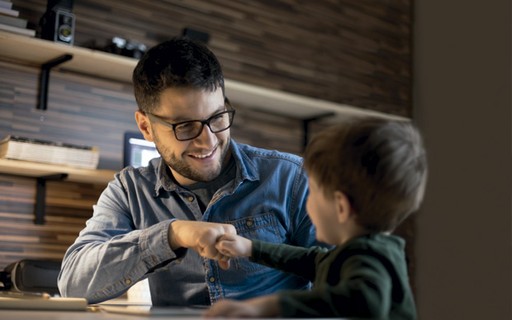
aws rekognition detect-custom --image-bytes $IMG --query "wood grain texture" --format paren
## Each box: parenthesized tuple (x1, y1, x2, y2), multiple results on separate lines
(13, 0, 412, 116)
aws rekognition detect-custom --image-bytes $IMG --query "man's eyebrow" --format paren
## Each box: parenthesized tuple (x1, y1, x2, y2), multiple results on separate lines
(166, 105, 227, 123)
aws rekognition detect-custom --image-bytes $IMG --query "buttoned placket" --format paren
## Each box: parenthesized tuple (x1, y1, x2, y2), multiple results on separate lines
(201, 187, 233, 303)
(179, 191, 203, 220)
(176, 189, 225, 300)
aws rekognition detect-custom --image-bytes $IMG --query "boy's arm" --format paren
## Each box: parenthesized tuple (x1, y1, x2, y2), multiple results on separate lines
(250, 239, 327, 281)
(216, 237, 326, 282)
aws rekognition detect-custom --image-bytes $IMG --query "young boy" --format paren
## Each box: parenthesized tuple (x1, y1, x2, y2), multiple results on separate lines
(204, 117, 427, 319)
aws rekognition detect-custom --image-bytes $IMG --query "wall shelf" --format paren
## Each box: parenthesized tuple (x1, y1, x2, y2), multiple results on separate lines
(0, 159, 116, 185)
(0, 31, 135, 82)
(0, 31, 404, 123)
(0, 159, 116, 224)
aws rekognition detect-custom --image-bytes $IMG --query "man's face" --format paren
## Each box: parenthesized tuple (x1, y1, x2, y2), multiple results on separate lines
(136, 87, 231, 186)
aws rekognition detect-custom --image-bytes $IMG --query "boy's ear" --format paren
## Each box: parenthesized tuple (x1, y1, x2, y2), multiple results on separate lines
(135, 111, 154, 142)
(333, 191, 352, 224)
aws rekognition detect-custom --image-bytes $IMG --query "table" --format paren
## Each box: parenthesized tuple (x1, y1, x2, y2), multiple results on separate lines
(0, 306, 202, 320)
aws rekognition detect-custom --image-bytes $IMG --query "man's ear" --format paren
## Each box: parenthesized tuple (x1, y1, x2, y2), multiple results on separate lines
(333, 191, 352, 224)
(135, 111, 154, 142)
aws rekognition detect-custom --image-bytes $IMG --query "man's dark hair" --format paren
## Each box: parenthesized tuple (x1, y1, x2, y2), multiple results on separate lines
(304, 117, 428, 232)
(133, 37, 225, 113)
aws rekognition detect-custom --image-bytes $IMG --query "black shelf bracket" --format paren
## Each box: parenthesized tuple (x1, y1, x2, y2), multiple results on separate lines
(34, 173, 68, 225)
(37, 54, 73, 110)
(302, 113, 335, 152)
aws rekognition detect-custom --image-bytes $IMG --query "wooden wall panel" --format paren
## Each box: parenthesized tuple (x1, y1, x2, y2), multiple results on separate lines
(14, 0, 412, 116)
(0, 176, 103, 264)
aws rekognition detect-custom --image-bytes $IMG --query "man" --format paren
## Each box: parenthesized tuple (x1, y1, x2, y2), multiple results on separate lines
(58, 37, 318, 306)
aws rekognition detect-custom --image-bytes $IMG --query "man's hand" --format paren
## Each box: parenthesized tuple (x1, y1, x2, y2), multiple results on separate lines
(168, 220, 236, 269)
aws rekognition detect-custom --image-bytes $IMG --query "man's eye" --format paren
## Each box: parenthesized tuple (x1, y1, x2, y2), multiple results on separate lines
(175, 122, 195, 131)
(211, 113, 226, 123)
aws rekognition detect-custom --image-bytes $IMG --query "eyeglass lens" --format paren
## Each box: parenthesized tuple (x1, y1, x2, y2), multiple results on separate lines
(174, 111, 234, 140)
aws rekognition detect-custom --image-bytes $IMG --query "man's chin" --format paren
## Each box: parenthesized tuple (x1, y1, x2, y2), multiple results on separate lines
(195, 169, 222, 182)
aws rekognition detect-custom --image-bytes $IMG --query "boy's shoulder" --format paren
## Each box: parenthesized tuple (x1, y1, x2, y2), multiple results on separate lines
(336, 233, 406, 265)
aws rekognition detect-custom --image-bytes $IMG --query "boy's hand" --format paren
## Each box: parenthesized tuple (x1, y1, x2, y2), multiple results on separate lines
(215, 234, 252, 258)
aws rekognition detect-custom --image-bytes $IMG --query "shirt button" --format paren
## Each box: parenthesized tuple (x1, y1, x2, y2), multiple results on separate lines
(187, 196, 194, 202)
(209, 277, 215, 283)
(124, 279, 132, 285)
(246, 220, 254, 227)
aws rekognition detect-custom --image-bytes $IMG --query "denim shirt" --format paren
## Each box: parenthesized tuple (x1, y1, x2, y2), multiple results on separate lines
(58, 140, 317, 306)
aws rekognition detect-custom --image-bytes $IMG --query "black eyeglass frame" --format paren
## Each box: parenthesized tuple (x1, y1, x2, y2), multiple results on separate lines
(146, 108, 236, 141)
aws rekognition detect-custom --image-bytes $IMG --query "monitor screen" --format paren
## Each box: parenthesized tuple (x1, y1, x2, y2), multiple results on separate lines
(123, 131, 160, 168)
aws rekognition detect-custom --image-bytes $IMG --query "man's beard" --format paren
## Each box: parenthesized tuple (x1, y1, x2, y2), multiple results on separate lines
(157, 137, 231, 183)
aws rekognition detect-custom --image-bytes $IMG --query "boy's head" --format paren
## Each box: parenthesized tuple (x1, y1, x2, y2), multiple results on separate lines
(303, 117, 427, 234)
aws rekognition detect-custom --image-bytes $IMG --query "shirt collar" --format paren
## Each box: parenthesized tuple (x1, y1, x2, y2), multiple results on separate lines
(153, 139, 259, 196)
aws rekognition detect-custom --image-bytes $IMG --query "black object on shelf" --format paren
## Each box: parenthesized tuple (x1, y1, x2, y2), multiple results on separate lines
(103, 37, 147, 59)
(182, 27, 210, 44)
(39, 0, 75, 45)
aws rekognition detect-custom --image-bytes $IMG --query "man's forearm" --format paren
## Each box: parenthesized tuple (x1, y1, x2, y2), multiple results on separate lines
(58, 220, 175, 303)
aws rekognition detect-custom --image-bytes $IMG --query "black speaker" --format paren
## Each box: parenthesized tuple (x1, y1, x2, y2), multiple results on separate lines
(39, 0, 75, 45)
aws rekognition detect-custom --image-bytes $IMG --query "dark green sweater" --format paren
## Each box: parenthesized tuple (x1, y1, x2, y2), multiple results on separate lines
(251, 234, 416, 319)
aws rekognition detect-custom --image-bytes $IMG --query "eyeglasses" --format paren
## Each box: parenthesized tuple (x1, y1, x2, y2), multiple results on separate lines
(146, 108, 235, 141)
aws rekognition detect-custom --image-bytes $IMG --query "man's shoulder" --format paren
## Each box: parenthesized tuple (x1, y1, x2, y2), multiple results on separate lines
(233, 140, 303, 166)
(116, 157, 161, 186)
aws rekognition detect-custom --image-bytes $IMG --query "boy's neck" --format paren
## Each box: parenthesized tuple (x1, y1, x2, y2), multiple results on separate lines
(340, 223, 370, 245)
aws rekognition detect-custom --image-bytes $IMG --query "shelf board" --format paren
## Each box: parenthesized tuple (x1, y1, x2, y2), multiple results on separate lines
(224, 79, 406, 121)
(0, 31, 406, 122)
(0, 31, 135, 83)
(0, 158, 116, 185)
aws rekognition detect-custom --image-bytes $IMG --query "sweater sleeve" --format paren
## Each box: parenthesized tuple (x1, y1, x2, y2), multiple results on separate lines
(251, 239, 329, 282)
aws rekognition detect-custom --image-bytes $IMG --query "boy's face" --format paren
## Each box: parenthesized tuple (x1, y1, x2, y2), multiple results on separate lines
(136, 87, 232, 186)
(306, 175, 342, 245)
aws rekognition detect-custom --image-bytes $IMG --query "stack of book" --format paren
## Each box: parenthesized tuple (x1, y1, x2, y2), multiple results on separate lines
(0, 135, 100, 170)
(0, 0, 36, 37)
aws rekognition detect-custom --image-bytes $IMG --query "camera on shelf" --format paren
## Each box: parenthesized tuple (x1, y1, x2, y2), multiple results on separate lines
(104, 37, 147, 59)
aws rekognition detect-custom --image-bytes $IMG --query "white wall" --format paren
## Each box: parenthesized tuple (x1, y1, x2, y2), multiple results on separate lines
(414, 0, 511, 319)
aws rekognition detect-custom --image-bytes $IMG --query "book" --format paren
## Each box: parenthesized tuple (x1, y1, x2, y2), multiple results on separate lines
(0, 135, 100, 169)
(0, 23, 35, 37)
(0, 0, 13, 10)
(0, 14, 27, 28)
(0, 6, 18, 17)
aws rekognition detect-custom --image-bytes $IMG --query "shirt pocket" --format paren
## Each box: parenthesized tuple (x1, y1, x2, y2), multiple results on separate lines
(227, 212, 286, 272)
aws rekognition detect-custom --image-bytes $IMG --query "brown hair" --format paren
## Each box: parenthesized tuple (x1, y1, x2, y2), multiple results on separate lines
(132, 37, 225, 113)
(304, 117, 427, 232)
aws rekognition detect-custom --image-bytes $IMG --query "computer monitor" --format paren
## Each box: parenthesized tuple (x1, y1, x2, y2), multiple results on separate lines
(123, 131, 160, 168)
